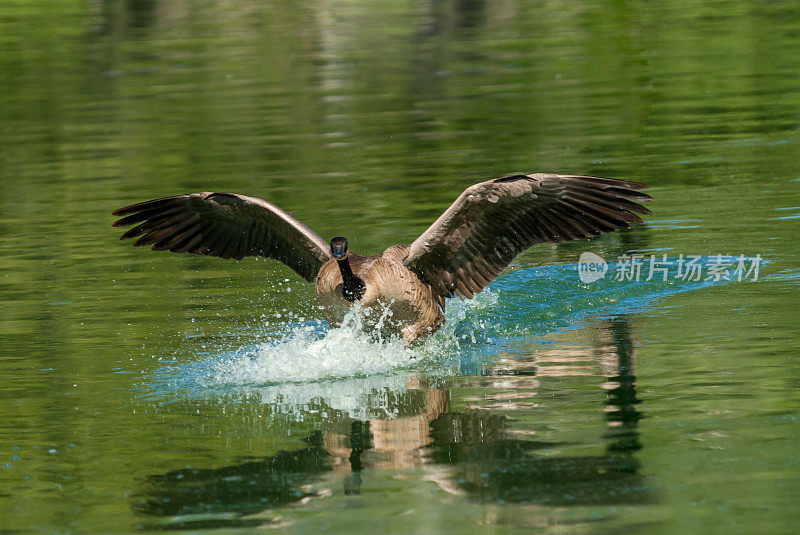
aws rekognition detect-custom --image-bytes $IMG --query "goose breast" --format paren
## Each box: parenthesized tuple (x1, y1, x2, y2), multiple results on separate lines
(315, 245, 444, 342)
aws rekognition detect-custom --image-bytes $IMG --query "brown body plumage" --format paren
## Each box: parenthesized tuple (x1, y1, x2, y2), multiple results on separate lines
(111, 173, 652, 344)
(315, 246, 445, 342)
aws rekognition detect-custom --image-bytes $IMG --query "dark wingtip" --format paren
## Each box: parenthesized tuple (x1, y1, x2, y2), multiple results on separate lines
(597, 176, 651, 191)
(628, 213, 644, 224)
(566, 175, 651, 192)
(112, 203, 145, 217)
(111, 195, 183, 217)
(621, 179, 650, 191)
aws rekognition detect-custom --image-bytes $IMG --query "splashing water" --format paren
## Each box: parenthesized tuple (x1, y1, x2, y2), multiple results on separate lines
(147, 301, 473, 418)
(208, 303, 426, 386)
(146, 257, 749, 416)
(153, 295, 496, 396)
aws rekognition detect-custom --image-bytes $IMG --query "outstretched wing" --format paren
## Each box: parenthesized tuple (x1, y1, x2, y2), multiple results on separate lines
(112, 192, 332, 282)
(404, 173, 652, 298)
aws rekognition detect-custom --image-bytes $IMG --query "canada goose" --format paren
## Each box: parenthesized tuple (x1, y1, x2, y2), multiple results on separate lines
(112, 173, 651, 344)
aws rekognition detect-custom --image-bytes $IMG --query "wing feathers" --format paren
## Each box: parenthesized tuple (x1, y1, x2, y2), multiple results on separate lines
(112, 192, 331, 281)
(173, 230, 205, 254)
(405, 173, 652, 298)
(112, 196, 183, 216)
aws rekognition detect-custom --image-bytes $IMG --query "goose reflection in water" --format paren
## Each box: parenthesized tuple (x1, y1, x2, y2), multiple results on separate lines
(133, 315, 653, 530)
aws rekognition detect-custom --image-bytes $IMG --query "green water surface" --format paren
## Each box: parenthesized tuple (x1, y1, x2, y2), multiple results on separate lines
(1, 1, 799, 533)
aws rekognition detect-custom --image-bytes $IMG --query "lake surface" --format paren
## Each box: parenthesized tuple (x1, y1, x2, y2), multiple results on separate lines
(2, 1, 799, 533)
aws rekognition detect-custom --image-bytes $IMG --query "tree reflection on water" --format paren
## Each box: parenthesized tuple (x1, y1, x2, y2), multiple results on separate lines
(134, 315, 653, 530)
(133, 431, 333, 529)
(425, 316, 650, 507)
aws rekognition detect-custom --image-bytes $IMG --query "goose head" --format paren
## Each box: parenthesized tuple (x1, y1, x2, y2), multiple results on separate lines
(330, 236, 349, 260)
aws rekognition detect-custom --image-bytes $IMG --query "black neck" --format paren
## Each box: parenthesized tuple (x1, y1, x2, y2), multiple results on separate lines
(337, 257, 365, 302)
(337, 258, 356, 280)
